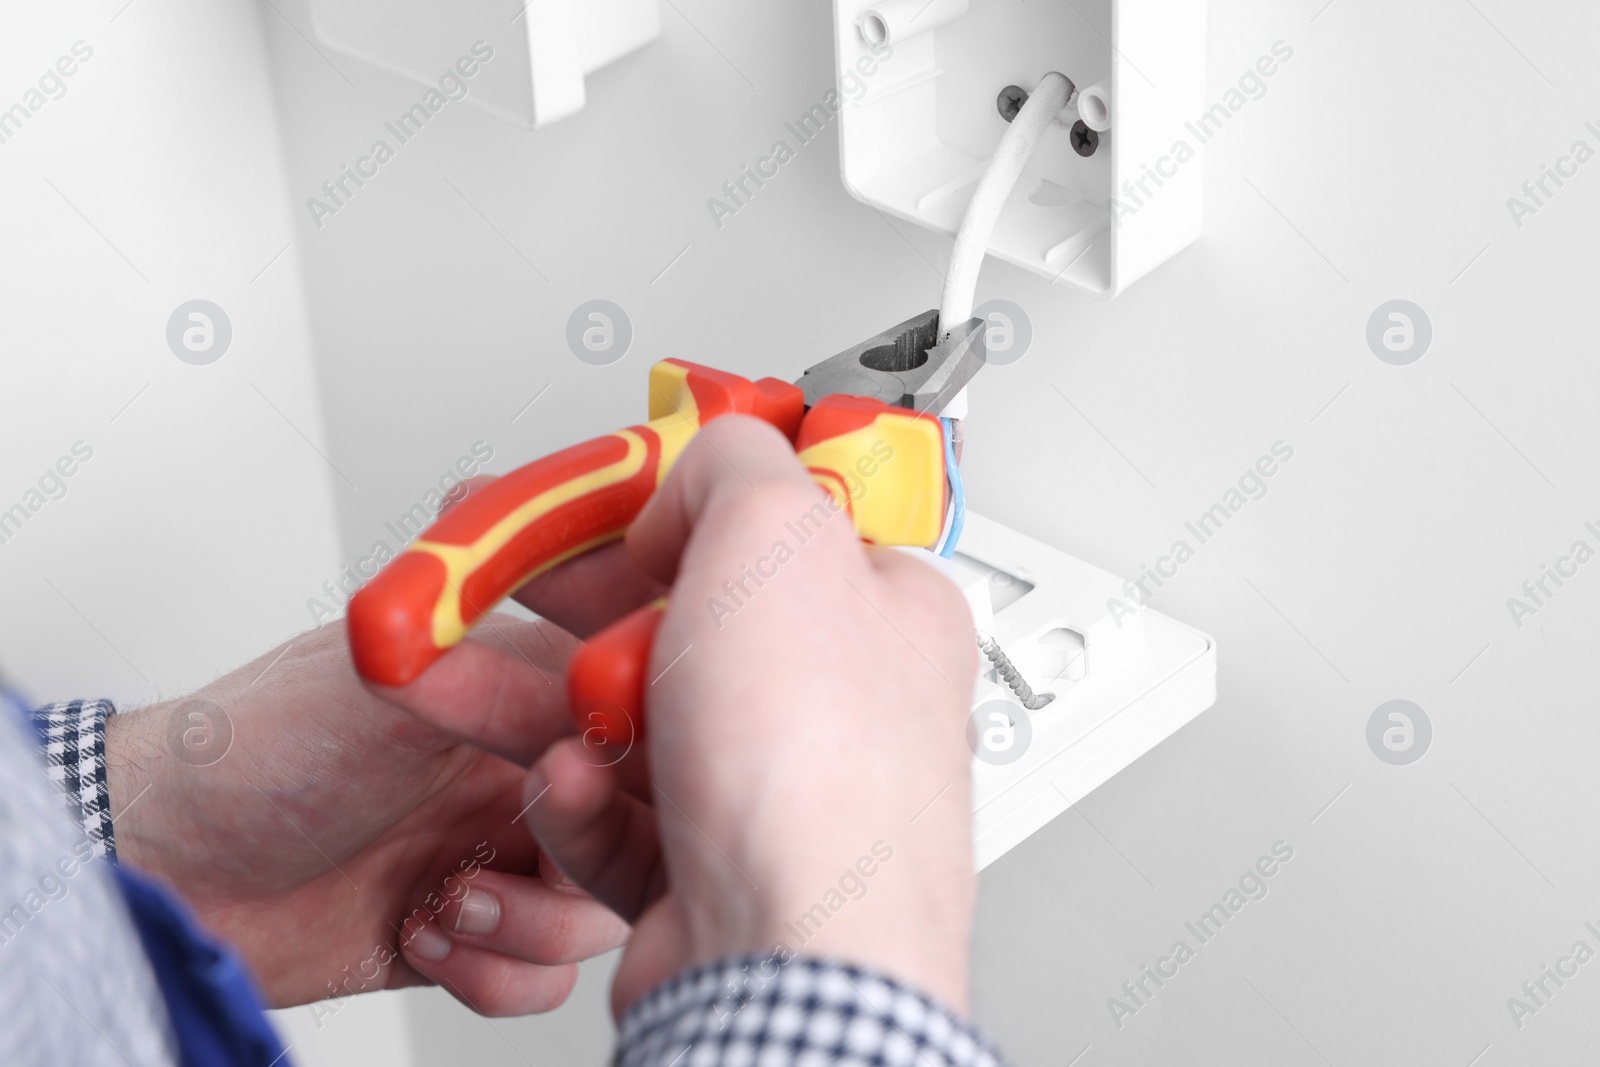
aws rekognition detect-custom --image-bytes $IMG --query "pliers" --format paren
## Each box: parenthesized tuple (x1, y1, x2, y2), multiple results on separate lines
(347, 309, 986, 741)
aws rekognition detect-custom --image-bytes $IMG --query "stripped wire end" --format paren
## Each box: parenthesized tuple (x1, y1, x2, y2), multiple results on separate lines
(937, 416, 966, 559)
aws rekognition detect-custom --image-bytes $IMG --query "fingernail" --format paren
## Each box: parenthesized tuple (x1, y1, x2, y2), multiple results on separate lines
(454, 887, 501, 937)
(406, 922, 452, 962)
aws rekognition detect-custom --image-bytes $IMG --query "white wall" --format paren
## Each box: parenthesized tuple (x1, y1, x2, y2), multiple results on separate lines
(9, 0, 1599, 1064)
(0, 2, 407, 1064)
(260, 0, 1600, 1063)
(0, 0, 342, 705)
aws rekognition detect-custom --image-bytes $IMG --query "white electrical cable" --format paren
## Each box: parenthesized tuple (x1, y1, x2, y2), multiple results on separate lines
(938, 71, 1074, 336)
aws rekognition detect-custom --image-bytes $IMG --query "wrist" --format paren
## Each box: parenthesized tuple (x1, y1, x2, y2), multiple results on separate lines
(616, 954, 1003, 1067)
(749, 901, 971, 1013)
(688, 847, 973, 1014)
(104, 702, 197, 882)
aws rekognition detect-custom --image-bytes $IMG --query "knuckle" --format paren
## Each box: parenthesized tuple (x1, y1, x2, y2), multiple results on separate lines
(901, 566, 982, 674)
(464, 981, 523, 1018)
(528, 964, 580, 1012)
(716, 480, 823, 535)
(473, 963, 577, 1016)
(911, 563, 975, 627)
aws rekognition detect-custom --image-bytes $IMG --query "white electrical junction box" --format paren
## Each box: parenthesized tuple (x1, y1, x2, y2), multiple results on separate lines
(832, 0, 1207, 296)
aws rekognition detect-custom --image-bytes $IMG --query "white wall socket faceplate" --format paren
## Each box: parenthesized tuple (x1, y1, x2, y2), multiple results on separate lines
(309, 0, 660, 129)
(833, 0, 1206, 297)
(943, 513, 1215, 869)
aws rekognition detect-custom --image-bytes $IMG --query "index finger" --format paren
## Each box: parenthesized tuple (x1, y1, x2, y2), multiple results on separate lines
(364, 613, 575, 766)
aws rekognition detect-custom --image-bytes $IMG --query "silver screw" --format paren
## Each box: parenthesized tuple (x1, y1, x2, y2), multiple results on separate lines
(976, 632, 1054, 710)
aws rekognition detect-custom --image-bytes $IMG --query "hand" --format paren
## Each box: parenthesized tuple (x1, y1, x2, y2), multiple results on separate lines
(105, 524, 663, 1015)
(520, 417, 981, 1015)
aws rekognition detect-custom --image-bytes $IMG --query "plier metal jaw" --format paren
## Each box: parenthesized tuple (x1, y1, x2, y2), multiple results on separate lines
(798, 309, 987, 415)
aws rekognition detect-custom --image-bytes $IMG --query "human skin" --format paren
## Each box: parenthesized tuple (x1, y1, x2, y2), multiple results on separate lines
(104, 537, 658, 1013)
(446, 417, 981, 1015)
(108, 416, 980, 1019)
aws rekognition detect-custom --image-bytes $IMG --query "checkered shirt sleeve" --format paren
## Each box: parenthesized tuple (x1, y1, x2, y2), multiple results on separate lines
(615, 954, 1009, 1067)
(26, 698, 117, 861)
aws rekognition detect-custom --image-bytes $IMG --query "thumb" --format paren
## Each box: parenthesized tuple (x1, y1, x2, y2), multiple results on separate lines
(624, 415, 858, 587)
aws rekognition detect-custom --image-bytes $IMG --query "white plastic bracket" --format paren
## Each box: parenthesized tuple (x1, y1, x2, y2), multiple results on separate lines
(944, 512, 1215, 869)
(309, 0, 661, 129)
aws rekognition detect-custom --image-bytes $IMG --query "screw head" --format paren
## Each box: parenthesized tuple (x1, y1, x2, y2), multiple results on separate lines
(996, 85, 1028, 123)
(1070, 120, 1099, 157)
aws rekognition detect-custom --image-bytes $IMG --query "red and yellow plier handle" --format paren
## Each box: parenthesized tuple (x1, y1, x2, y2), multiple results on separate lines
(347, 358, 950, 738)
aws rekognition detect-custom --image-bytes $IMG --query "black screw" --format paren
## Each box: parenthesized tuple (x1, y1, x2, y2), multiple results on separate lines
(1070, 119, 1099, 157)
(996, 85, 1028, 123)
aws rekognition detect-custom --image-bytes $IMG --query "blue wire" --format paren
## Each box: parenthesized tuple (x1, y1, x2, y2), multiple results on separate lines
(939, 417, 965, 559)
